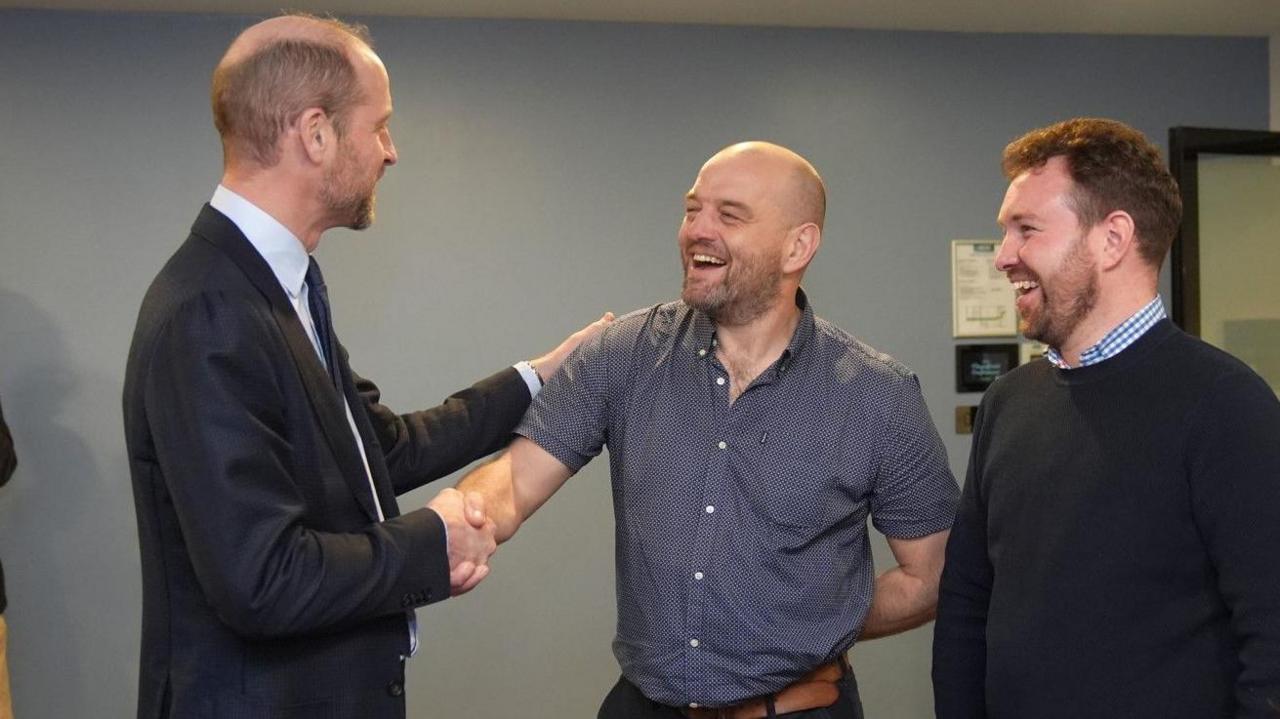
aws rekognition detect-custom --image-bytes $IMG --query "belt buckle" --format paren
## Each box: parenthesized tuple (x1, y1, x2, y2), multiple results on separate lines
(682, 706, 733, 719)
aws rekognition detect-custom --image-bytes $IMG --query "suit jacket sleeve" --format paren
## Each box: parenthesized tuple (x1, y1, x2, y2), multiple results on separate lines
(353, 363, 531, 497)
(140, 292, 450, 639)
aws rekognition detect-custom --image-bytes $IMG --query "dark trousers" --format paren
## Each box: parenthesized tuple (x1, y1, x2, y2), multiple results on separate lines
(597, 673, 864, 719)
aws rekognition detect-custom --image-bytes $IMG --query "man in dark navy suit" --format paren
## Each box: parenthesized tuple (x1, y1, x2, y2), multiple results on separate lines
(122, 14, 607, 719)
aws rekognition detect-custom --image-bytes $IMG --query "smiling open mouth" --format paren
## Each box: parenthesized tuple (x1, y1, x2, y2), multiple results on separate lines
(691, 253, 726, 268)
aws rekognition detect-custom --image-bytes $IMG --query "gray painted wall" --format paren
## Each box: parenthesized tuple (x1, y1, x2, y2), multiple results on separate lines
(0, 9, 1267, 718)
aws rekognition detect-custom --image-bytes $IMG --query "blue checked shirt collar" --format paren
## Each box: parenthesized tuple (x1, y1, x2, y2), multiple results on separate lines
(1045, 296, 1166, 369)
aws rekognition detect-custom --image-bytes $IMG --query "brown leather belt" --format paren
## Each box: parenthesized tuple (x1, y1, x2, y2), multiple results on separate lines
(680, 656, 847, 719)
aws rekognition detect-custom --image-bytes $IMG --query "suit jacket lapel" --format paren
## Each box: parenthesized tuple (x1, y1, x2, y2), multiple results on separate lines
(190, 204, 381, 521)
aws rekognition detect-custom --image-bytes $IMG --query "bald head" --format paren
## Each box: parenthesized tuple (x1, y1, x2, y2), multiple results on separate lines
(679, 141, 825, 324)
(703, 142, 827, 230)
(212, 14, 374, 167)
(220, 15, 367, 66)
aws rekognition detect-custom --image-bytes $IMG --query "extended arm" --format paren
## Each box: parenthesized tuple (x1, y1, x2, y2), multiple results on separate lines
(859, 529, 950, 639)
(354, 313, 611, 593)
(457, 436, 574, 544)
(360, 312, 613, 495)
(450, 313, 616, 592)
(358, 366, 532, 495)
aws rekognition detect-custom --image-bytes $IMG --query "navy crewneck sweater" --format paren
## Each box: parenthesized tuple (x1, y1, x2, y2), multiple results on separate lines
(934, 319, 1280, 718)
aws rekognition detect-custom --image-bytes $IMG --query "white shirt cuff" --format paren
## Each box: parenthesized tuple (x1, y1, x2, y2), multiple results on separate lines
(513, 360, 542, 398)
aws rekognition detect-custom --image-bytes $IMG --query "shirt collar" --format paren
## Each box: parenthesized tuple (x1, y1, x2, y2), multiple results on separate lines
(1045, 295, 1166, 369)
(210, 184, 310, 300)
(781, 288, 815, 366)
(690, 288, 816, 372)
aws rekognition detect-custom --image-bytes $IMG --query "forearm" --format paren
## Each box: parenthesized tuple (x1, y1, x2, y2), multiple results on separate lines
(859, 529, 950, 640)
(455, 453, 523, 543)
(859, 564, 939, 639)
(455, 436, 575, 544)
(358, 367, 531, 493)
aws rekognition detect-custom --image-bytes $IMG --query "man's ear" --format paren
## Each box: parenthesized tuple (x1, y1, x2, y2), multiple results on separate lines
(783, 222, 822, 274)
(1097, 210, 1137, 271)
(296, 107, 334, 165)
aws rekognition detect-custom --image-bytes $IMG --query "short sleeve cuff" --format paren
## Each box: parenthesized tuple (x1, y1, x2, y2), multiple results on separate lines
(872, 498, 958, 539)
(516, 424, 593, 474)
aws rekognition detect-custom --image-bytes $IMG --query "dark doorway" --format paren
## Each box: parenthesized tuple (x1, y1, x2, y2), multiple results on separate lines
(1169, 127, 1280, 394)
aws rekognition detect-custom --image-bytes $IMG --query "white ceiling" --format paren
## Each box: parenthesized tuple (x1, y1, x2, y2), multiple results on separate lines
(5, 0, 1280, 37)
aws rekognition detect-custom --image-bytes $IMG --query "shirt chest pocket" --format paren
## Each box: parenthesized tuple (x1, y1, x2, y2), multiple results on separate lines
(736, 432, 844, 529)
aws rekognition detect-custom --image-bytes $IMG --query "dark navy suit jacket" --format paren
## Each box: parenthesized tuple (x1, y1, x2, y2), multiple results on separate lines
(123, 205, 529, 718)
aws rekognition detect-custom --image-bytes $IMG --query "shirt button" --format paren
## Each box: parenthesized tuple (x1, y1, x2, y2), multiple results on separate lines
(386, 681, 404, 697)
(698, 348, 707, 357)
(705, 505, 715, 513)
(690, 638, 700, 647)
(694, 571, 704, 580)
(715, 377, 725, 386)
(689, 703, 701, 709)
(717, 441, 726, 450)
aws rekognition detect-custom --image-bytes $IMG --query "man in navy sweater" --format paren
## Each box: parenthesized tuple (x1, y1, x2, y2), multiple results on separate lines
(932, 118, 1280, 718)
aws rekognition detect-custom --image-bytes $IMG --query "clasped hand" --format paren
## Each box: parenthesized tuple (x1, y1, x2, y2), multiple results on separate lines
(426, 487, 496, 596)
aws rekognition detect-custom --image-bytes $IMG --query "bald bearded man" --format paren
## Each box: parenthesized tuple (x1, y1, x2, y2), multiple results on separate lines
(459, 142, 959, 718)
(123, 14, 605, 719)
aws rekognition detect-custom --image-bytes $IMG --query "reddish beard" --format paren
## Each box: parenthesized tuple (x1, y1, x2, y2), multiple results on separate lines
(1019, 234, 1098, 349)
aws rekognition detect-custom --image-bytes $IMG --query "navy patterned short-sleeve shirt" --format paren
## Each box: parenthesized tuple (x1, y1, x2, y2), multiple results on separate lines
(518, 290, 958, 707)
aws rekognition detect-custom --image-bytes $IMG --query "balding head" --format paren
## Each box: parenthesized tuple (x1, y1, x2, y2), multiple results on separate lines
(703, 141, 827, 230)
(212, 14, 373, 167)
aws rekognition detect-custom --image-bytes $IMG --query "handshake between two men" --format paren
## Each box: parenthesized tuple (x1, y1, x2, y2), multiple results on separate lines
(426, 310, 615, 597)
(426, 487, 498, 595)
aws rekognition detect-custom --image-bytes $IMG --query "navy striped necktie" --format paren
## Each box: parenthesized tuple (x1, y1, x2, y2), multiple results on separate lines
(305, 257, 343, 391)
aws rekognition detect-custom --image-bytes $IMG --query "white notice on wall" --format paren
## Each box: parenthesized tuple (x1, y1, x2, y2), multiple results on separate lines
(952, 240, 1017, 338)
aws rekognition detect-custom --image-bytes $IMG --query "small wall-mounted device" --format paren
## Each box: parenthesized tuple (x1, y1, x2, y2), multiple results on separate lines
(955, 343, 1019, 393)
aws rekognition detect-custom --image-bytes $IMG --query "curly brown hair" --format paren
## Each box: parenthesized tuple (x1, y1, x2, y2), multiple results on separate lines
(1002, 118, 1182, 267)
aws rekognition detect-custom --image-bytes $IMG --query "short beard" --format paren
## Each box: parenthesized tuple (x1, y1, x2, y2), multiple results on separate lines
(320, 141, 376, 231)
(321, 179, 375, 231)
(1022, 234, 1098, 349)
(346, 195, 375, 230)
(682, 259, 783, 326)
